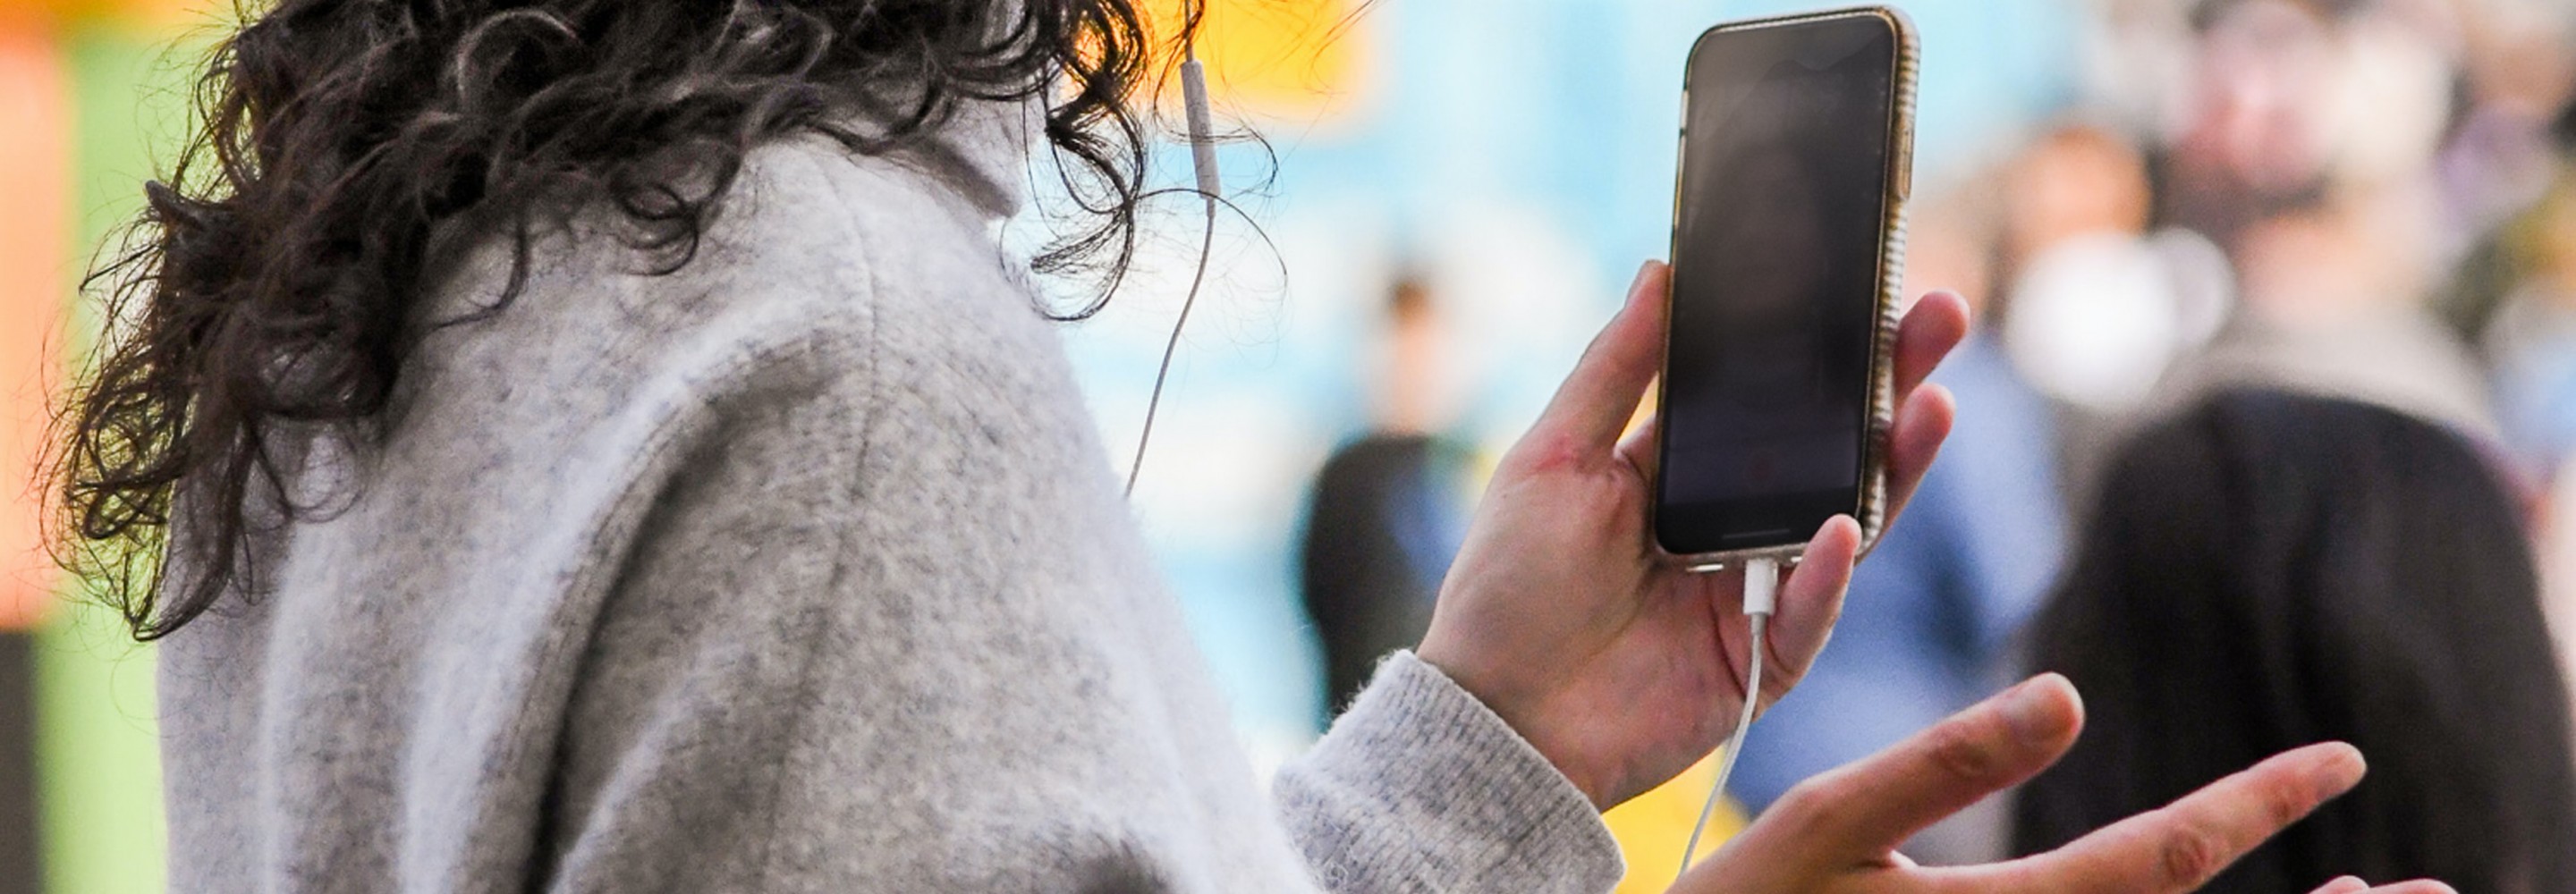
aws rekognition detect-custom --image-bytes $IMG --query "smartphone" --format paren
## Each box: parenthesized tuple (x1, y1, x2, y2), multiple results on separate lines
(1655, 6, 1917, 569)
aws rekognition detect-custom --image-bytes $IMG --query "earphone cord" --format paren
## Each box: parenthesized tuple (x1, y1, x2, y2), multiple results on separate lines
(1123, 196, 1219, 499)
(1125, 45, 1224, 500)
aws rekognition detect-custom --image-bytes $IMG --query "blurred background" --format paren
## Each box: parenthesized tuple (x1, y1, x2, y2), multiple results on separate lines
(4, 0, 2574, 890)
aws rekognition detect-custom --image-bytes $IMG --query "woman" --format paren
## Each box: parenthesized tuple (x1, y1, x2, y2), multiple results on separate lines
(51, 2, 2442, 892)
(2018, 391, 2576, 892)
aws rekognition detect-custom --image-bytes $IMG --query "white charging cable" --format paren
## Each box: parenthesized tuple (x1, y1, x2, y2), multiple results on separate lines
(1678, 555, 1780, 883)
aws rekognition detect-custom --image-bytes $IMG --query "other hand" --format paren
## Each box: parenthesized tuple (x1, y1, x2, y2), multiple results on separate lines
(1418, 260, 1970, 807)
(1673, 674, 2453, 894)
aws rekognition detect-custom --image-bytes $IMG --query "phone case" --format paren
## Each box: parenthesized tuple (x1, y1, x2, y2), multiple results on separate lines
(1657, 5, 1919, 573)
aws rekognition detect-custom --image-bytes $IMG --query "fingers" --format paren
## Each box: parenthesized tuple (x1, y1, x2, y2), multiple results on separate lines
(1614, 414, 1659, 483)
(1974, 742, 2368, 893)
(1875, 291, 1969, 527)
(1878, 383, 1956, 527)
(1755, 516, 1860, 692)
(1893, 291, 1971, 401)
(2313, 878, 2456, 894)
(1519, 262, 1671, 466)
(1740, 675, 2084, 870)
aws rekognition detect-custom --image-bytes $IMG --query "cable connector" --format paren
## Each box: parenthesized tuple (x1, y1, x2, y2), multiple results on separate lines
(1741, 556, 1780, 617)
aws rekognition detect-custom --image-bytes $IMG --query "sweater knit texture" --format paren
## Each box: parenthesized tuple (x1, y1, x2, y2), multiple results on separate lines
(153, 100, 1625, 893)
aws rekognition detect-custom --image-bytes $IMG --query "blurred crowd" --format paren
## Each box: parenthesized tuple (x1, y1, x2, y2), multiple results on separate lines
(1740, 0, 2576, 880)
(1299, 0, 2576, 886)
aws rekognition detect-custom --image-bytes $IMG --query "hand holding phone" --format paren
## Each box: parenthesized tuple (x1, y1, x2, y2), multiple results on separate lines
(1415, 258, 1966, 809)
(1416, 4, 1960, 814)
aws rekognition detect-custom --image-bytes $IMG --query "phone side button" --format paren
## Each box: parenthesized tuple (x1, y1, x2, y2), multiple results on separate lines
(1894, 145, 1913, 199)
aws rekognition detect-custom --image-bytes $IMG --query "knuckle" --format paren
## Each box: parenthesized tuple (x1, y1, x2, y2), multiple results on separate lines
(2155, 816, 2227, 887)
(1507, 435, 1583, 476)
(1595, 480, 1647, 519)
(2258, 776, 2315, 829)
(1923, 717, 2006, 786)
(1768, 776, 1843, 837)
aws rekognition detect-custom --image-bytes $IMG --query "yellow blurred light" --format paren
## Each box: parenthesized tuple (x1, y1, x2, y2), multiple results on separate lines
(1149, 0, 1374, 126)
(1603, 750, 1749, 893)
(0, 0, 210, 29)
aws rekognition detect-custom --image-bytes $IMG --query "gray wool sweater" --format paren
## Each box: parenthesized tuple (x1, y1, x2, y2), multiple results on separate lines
(155, 99, 1626, 894)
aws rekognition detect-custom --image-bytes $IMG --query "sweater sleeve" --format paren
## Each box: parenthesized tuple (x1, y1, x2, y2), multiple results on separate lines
(1274, 653, 1629, 894)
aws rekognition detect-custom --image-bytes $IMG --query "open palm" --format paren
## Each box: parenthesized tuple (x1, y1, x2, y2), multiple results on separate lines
(1678, 675, 2452, 894)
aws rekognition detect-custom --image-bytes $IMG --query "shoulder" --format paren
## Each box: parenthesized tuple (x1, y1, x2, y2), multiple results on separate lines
(371, 132, 1070, 574)
(410, 129, 1042, 423)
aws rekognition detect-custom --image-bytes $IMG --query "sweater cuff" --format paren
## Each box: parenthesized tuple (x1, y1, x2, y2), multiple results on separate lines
(1278, 651, 1625, 894)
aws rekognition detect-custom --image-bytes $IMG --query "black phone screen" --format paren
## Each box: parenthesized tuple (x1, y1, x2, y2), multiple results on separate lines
(1657, 14, 1899, 557)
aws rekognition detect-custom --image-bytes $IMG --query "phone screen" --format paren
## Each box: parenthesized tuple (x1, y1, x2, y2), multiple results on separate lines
(1657, 13, 1901, 557)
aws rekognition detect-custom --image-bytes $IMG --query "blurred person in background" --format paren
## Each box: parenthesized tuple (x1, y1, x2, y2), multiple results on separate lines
(1300, 274, 1476, 715)
(2160, 0, 2496, 441)
(2003, 125, 2228, 416)
(2435, 0, 2572, 257)
(2154, 0, 2348, 252)
(2431, 0, 2574, 337)
(2078, 0, 2199, 142)
(1730, 182, 2069, 864)
(2541, 434, 2576, 754)
(2016, 390, 2576, 893)
(1996, 122, 2233, 494)
(2485, 169, 2576, 479)
(2504, 152, 2576, 740)
(0, 630, 30, 894)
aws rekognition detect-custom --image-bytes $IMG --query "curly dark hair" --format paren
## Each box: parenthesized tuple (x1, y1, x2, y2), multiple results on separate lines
(52, 0, 1199, 640)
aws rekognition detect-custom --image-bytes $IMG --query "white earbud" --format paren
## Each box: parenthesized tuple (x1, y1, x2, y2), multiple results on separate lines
(1180, 54, 1222, 201)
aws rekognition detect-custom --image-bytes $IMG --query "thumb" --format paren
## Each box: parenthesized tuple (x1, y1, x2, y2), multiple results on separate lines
(1515, 261, 1668, 466)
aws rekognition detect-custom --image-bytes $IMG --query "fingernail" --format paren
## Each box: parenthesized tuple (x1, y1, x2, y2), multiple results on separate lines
(2311, 743, 2368, 800)
(1627, 261, 1659, 302)
(2001, 676, 2060, 746)
(1804, 515, 1856, 547)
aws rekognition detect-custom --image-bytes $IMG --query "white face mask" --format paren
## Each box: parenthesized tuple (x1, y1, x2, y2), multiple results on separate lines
(2004, 230, 2234, 411)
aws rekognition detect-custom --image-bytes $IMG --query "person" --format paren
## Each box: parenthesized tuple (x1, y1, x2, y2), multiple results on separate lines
(1300, 274, 1476, 714)
(2001, 124, 2232, 419)
(2155, 1, 2495, 445)
(0, 629, 32, 894)
(46, 2, 2449, 892)
(2485, 167, 2576, 477)
(2016, 390, 2576, 892)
